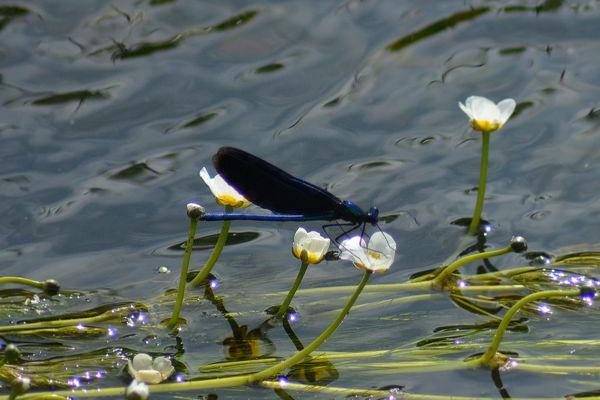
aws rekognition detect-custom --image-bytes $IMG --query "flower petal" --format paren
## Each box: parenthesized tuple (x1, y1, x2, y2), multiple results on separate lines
(152, 357, 174, 378)
(293, 227, 308, 245)
(458, 102, 474, 120)
(293, 228, 330, 264)
(199, 168, 251, 208)
(132, 353, 153, 371)
(340, 236, 370, 269)
(369, 232, 397, 257)
(469, 96, 499, 121)
(497, 98, 516, 125)
(134, 369, 164, 385)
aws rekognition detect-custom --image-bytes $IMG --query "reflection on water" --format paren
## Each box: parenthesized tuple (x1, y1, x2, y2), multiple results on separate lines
(2, 0, 600, 398)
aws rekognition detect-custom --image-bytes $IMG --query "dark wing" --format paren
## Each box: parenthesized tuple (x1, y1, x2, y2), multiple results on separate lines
(213, 147, 343, 216)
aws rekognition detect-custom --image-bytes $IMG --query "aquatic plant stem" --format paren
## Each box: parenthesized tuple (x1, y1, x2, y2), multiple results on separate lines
(252, 270, 371, 381)
(168, 212, 199, 329)
(468, 131, 490, 236)
(432, 244, 512, 288)
(189, 205, 233, 287)
(0, 277, 45, 290)
(276, 260, 309, 318)
(6, 272, 372, 399)
(478, 288, 581, 367)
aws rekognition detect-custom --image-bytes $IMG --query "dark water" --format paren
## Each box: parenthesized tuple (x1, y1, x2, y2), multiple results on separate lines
(2, 0, 600, 398)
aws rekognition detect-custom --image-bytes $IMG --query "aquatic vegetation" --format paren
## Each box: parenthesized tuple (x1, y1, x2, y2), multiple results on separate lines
(339, 232, 396, 274)
(188, 168, 251, 288)
(127, 354, 174, 384)
(275, 228, 330, 318)
(1, 94, 600, 400)
(199, 167, 251, 209)
(458, 95, 516, 236)
(291, 228, 330, 265)
(459, 96, 516, 134)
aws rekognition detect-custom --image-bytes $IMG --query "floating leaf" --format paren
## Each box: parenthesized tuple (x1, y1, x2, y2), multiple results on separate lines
(169, 231, 260, 251)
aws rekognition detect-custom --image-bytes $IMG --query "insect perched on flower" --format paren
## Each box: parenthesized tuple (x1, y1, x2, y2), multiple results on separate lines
(200, 167, 251, 208)
(292, 227, 330, 264)
(339, 232, 396, 273)
(459, 96, 516, 133)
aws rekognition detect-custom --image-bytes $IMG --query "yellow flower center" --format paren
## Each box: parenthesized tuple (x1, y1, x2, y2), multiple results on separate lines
(471, 119, 501, 133)
(216, 195, 250, 208)
(367, 250, 382, 260)
(293, 247, 322, 264)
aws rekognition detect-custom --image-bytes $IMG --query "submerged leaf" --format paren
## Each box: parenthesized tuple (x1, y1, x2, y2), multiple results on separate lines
(0, 5, 29, 31)
(212, 10, 258, 32)
(111, 35, 184, 60)
(386, 8, 489, 52)
(31, 89, 110, 106)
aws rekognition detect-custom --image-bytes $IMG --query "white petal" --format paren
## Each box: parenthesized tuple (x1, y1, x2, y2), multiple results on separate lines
(306, 236, 330, 253)
(340, 236, 370, 268)
(458, 102, 474, 120)
(134, 369, 164, 385)
(306, 230, 323, 239)
(339, 236, 365, 258)
(199, 167, 219, 197)
(369, 232, 397, 256)
(293, 228, 308, 246)
(199, 167, 211, 186)
(497, 98, 516, 125)
(132, 354, 153, 371)
(152, 357, 174, 377)
(470, 96, 500, 121)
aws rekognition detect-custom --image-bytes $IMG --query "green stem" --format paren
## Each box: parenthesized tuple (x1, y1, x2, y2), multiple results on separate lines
(276, 261, 309, 318)
(468, 131, 490, 236)
(5, 272, 372, 399)
(250, 271, 372, 381)
(267, 280, 431, 297)
(0, 277, 45, 290)
(0, 304, 135, 333)
(168, 215, 199, 329)
(432, 244, 512, 288)
(478, 289, 581, 367)
(189, 205, 233, 287)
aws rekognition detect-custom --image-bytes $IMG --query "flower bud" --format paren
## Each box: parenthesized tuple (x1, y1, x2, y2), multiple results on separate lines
(126, 379, 149, 400)
(43, 279, 60, 295)
(510, 236, 527, 253)
(186, 203, 205, 219)
(4, 344, 21, 364)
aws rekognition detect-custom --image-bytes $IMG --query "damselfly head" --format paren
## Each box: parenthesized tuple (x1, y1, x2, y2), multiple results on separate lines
(368, 206, 379, 225)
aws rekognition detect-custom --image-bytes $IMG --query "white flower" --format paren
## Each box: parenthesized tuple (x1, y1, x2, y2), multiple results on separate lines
(292, 227, 330, 264)
(458, 96, 516, 133)
(339, 232, 396, 273)
(127, 353, 174, 384)
(199, 167, 250, 208)
(126, 379, 149, 400)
